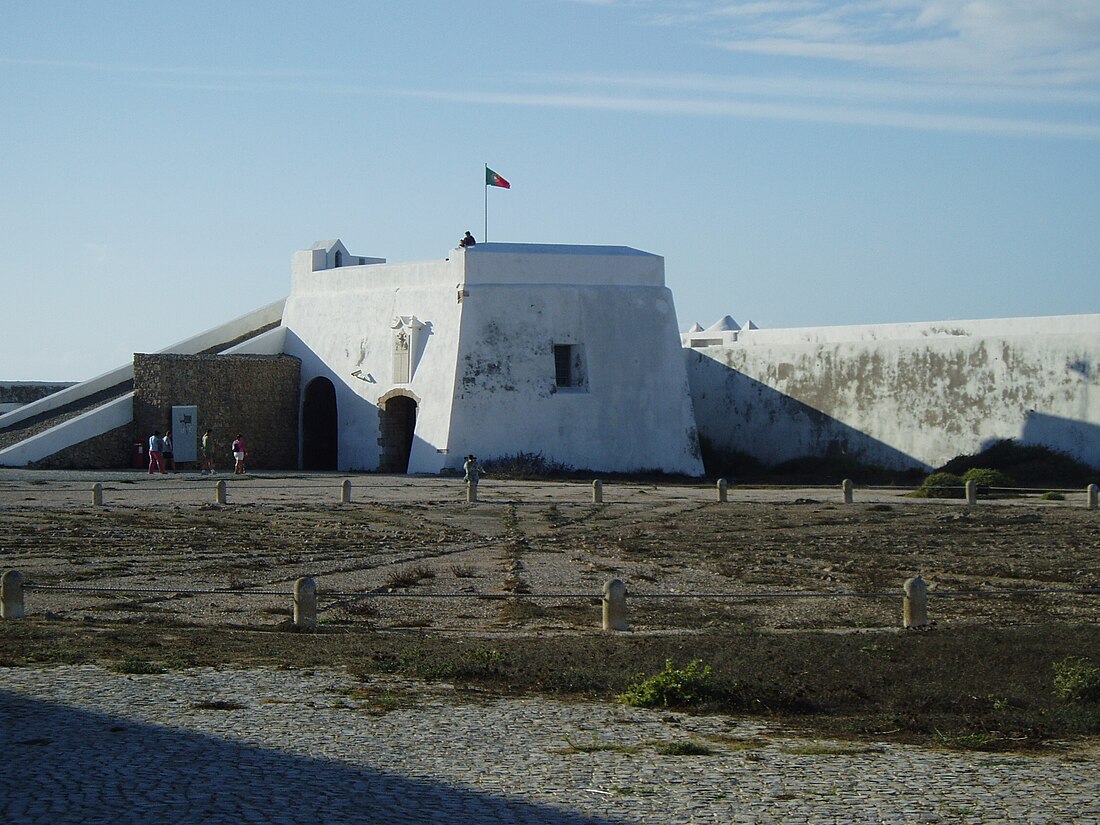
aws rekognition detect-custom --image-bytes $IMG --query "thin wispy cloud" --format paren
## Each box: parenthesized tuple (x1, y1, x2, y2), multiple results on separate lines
(8, 6, 1097, 139)
(0, 56, 327, 80)
(542, 0, 1100, 137)
(394, 85, 1100, 138)
(646, 0, 1100, 86)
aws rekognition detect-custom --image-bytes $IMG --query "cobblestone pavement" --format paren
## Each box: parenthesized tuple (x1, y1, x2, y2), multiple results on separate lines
(2, 665, 1098, 824)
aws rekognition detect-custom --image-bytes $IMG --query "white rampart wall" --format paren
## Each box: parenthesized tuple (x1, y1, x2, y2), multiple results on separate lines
(0, 394, 135, 466)
(463, 243, 665, 286)
(687, 314, 1100, 470)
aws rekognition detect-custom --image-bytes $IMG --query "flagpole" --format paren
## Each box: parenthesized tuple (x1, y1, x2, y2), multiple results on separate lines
(483, 163, 488, 242)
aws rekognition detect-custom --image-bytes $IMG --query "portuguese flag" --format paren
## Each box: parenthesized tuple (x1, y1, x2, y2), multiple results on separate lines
(486, 167, 511, 189)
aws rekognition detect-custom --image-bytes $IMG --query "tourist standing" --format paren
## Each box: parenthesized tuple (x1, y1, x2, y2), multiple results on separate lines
(162, 430, 176, 473)
(201, 429, 216, 474)
(231, 434, 247, 475)
(148, 431, 165, 475)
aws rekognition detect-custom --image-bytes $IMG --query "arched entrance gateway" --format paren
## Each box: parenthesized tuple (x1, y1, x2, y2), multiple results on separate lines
(301, 377, 338, 470)
(378, 390, 418, 473)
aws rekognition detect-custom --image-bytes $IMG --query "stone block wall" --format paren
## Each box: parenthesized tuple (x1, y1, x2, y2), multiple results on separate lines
(133, 354, 301, 470)
(31, 423, 136, 470)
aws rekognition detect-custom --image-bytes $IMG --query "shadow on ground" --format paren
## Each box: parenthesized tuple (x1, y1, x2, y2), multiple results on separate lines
(0, 690, 626, 825)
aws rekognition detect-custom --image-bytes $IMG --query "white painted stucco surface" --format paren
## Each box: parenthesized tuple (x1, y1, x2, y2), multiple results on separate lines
(281, 249, 466, 473)
(449, 283, 700, 475)
(686, 314, 1100, 470)
(281, 243, 703, 475)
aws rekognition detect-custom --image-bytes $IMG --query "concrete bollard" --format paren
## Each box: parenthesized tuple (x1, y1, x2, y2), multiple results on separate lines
(340, 479, 352, 504)
(1088, 484, 1098, 511)
(92, 482, 103, 506)
(717, 478, 728, 503)
(294, 576, 317, 630)
(842, 479, 853, 504)
(965, 479, 977, 506)
(602, 578, 627, 631)
(215, 479, 227, 505)
(1, 570, 25, 620)
(903, 576, 929, 629)
(466, 478, 478, 503)
(592, 479, 603, 504)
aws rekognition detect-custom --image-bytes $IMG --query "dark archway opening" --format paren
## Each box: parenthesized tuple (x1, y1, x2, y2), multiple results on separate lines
(302, 377, 338, 471)
(379, 395, 417, 473)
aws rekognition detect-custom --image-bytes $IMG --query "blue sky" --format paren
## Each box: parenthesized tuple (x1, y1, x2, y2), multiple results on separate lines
(2, 1, 1098, 381)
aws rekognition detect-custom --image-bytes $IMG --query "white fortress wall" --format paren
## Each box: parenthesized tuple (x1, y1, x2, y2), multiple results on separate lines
(282, 249, 465, 472)
(449, 243, 702, 475)
(449, 284, 702, 474)
(686, 314, 1100, 471)
(462, 243, 665, 287)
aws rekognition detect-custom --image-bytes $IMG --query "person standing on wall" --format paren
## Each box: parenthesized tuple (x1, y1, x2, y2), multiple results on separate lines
(201, 429, 216, 475)
(148, 430, 165, 475)
(162, 430, 176, 473)
(231, 434, 247, 475)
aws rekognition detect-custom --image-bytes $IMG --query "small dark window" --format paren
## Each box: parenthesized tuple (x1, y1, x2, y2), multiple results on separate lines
(554, 345, 572, 386)
(553, 344, 586, 389)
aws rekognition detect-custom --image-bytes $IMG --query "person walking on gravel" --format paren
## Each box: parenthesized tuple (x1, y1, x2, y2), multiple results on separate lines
(162, 430, 176, 473)
(148, 431, 165, 475)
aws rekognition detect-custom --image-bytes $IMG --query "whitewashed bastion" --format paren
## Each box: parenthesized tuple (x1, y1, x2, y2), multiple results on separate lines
(281, 240, 703, 475)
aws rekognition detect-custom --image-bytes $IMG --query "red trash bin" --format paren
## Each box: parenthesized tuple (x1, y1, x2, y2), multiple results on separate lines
(132, 442, 145, 468)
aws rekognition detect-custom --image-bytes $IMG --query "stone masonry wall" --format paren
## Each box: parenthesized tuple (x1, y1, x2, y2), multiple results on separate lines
(0, 382, 76, 405)
(30, 423, 136, 470)
(133, 354, 301, 470)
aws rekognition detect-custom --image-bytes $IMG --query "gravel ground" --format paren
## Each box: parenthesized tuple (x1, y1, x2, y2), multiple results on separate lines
(2, 469, 1098, 632)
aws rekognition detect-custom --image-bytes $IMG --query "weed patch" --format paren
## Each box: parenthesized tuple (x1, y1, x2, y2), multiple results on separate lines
(1054, 657, 1100, 704)
(554, 739, 642, 755)
(385, 565, 436, 589)
(110, 657, 166, 675)
(620, 659, 722, 708)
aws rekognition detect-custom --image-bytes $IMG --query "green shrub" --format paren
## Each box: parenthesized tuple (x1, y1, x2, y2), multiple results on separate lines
(110, 657, 166, 675)
(938, 439, 1098, 487)
(962, 468, 1015, 491)
(619, 659, 717, 708)
(913, 472, 965, 498)
(1040, 491, 1066, 501)
(1053, 657, 1100, 704)
(460, 646, 508, 677)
